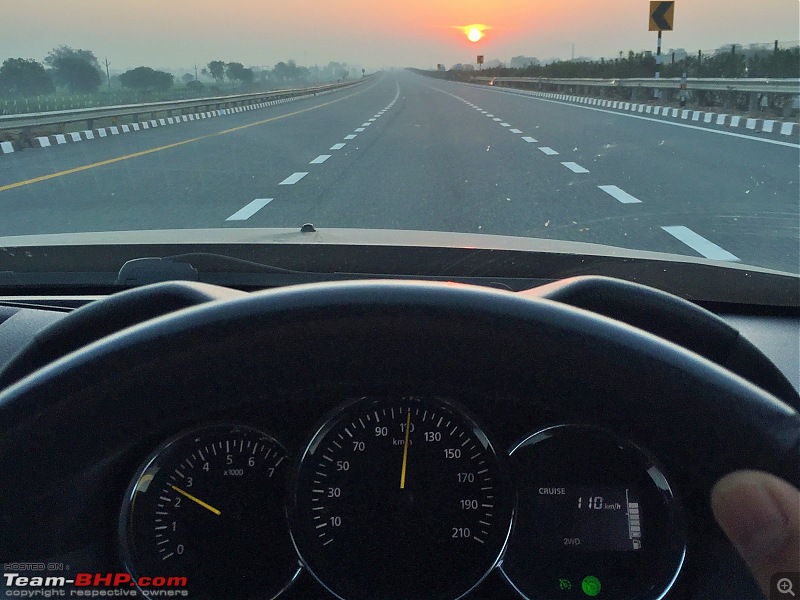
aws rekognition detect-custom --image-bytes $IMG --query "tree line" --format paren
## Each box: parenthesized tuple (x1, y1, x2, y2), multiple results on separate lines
(0, 45, 357, 99)
(0, 46, 176, 97)
(474, 45, 800, 80)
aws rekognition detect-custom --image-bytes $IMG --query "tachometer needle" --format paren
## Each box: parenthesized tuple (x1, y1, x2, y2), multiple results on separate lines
(400, 410, 412, 489)
(171, 485, 221, 516)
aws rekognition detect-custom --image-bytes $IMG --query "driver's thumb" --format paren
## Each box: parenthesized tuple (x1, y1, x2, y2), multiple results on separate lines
(711, 470, 800, 597)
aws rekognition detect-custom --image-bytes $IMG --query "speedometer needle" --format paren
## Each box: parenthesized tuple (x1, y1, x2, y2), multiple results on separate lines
(171, 485, 221, 516)
(400, 411, 411, 489)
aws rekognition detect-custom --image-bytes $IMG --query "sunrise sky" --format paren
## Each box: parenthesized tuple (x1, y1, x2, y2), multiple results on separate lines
(3, 0, 799, 71)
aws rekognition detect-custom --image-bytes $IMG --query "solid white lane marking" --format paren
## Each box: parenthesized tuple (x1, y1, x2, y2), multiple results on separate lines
(310, 154, 331, 164)
(598, 185, 642, 204)
(539, 147, 559, 155)
(226, 198, 272, 221)
(477, 86, 800, 149)
(344, 134, 357, 139)
(661, 226, 740, 261)
(355, 127, 365, 132)
(510, 129, 523, 134)
(330, 143, 346, 150)
(561, 161, 589, 173)
(279, 172, 308, 185)
(522, 137, 538, 143)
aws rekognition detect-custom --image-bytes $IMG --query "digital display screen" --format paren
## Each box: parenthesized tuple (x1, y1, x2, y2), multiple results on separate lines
(533, 485, 643, 551)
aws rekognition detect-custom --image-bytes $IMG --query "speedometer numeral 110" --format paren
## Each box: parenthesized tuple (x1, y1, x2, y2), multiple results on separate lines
(290, 397, 513, 600)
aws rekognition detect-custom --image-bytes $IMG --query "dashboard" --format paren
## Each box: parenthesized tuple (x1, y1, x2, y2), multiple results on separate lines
(0, 276, 798, 600)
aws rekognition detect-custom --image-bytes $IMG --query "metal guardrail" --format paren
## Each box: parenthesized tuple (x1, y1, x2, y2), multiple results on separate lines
(474, 76, 799, 94)
(0, 79, 367, 132)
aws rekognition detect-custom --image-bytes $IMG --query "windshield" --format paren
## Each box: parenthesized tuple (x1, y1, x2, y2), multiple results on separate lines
(1, 1, 798, 278)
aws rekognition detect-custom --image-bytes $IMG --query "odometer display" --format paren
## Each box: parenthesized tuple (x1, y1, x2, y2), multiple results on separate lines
(290, 397, 512, 600)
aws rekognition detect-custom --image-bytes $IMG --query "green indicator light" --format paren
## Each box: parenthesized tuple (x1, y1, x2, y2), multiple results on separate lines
(582, 576, 601, 597)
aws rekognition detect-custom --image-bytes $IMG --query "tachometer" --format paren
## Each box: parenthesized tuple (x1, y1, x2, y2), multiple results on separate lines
(120, 424, 300, 600)
(289, 397, 513, 600)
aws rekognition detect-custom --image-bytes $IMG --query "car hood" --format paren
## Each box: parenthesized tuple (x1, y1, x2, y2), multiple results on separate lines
(0, 226, 790, 265)
(0, 228, 797, 307)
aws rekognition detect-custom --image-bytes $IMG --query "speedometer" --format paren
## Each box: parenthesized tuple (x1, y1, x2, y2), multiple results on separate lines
(289, 397, 513, 600)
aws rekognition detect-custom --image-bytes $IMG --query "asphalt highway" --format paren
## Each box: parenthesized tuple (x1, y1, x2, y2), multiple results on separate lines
(1, 71, 798, 273)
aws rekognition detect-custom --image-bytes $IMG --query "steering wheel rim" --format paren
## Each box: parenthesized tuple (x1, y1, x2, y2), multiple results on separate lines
(0, 279, 798, 559)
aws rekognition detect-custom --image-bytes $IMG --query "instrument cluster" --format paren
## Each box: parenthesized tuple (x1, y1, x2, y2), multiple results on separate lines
(120, 396, 685, 600)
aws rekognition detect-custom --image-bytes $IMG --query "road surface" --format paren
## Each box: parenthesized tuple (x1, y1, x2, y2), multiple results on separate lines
(1, 71, 798, 273)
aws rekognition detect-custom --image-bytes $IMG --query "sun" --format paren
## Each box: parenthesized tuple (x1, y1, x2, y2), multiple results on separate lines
(453, 24, 491, 43)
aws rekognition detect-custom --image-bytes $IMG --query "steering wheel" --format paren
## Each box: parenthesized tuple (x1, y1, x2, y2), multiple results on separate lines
(0, 279, 798, 568)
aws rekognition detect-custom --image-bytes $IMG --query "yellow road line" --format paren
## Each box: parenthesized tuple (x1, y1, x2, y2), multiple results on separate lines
(0, 83, 375, 194)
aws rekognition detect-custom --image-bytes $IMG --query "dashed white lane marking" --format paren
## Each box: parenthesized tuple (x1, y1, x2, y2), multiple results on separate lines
(226, 198, 272, 221)
(561, 161, 589, 173)
(522, 137, 538, 143)
(330, 143, 346, 150)
(661, 226, 740, 261)
(362, 122, 372, 126)
(492, 117, 502, 121)
(279, 172, 308, 185)
(355, 127, 365, 132)
(500, 123, 511, 127)
(481, 111, 488, 114)
(539, 147, 559, 155)
(510, 129, 522, 134)
(310, 154, 331, 164)
(598, 185, 642, 204)
(344, 134, 357, 140)
(369, 118, 377, 121)
(486, 114, 494, 117)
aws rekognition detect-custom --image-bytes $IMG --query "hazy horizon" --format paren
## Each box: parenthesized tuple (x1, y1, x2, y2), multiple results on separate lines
(3, 0, 798, 72)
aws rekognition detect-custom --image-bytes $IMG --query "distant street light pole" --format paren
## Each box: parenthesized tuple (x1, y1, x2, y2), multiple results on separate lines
(655, 30, 662, 99)
(104, 58, 111, 93)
